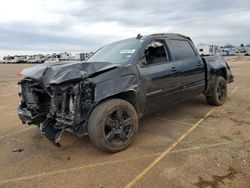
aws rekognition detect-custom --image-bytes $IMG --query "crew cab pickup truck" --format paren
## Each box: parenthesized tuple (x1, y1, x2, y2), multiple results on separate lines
(17, 33, 233, 152)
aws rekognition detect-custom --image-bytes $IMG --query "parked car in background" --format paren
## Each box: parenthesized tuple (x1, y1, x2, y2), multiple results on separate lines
(245, 51, 250, 56)
(221, 49, 236, 56)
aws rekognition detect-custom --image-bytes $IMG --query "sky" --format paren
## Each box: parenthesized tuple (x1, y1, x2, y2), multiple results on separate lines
(0, 0, 250, 58)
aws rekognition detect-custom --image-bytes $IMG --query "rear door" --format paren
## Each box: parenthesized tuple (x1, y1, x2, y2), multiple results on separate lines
(138, 39, 181, 114)
(166, 39, 205, 98)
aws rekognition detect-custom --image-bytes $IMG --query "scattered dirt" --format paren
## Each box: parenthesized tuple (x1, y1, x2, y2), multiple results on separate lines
(220, 135, 234, 141)
(195, 167, 238, 188)
(227, 117, 250, 126)
(208, 111, 250, 126)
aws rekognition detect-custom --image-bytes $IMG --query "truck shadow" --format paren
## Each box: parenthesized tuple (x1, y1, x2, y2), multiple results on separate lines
(4, 95, 211, 179)
(56, 95, 208, 153)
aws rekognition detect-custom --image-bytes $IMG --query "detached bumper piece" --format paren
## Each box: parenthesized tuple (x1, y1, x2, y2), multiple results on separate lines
(18, 105, 63, 147)
(40, 117, 64, 147)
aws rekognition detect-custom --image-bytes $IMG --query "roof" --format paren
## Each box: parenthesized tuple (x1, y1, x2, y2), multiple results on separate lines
(141, 33, 191, 41)
(152, 33, 189, 39)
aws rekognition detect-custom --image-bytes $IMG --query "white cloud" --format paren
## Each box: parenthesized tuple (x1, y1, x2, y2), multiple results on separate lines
(0, 0, 249, 57)
(0, 0, 83, 24)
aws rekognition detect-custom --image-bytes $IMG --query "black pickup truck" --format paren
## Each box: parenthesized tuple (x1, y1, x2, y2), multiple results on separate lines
(17, 33, 233, 152)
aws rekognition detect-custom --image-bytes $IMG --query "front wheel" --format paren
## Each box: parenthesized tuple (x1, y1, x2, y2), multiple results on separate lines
(88, 99, 138, 153)
(206, 76, 227, 106)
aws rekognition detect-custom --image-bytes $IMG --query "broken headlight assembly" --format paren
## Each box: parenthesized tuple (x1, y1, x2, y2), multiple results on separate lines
(18, 84, 24, 102)
(50, 80, 94, 125)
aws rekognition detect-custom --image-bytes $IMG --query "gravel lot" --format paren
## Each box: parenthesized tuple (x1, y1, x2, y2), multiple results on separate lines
(0, 56, 249, 188)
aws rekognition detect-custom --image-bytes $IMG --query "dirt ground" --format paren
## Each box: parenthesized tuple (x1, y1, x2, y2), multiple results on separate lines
(0, 56, 249, 188)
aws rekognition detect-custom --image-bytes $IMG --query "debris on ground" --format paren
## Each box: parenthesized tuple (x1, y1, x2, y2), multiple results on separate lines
(12, 148, 24, 152)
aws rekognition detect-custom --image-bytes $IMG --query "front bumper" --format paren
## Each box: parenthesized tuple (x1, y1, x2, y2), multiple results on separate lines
(18, 105, 62, 146)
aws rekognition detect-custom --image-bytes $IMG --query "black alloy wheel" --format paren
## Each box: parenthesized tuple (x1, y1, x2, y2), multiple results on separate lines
(104, 108, 133, 145)
(88, 99, 138, 153)
(206, 76, 227, 106)
(217, 81, 226, 102)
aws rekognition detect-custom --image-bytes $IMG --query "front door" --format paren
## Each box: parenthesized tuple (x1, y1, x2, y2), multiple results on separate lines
(138, 40, 181, 114)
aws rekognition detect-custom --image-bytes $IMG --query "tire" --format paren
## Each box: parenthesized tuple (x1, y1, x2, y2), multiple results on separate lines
(88, 99, 138, 153)
(206, 76, 227, 106)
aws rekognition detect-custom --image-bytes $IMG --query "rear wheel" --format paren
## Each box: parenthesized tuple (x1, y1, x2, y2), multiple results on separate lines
(88, 99, 138, 153)
(206, 76, 227, 106)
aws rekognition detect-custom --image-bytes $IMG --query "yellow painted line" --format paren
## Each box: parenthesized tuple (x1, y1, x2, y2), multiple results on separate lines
(0, 140, 240, 185)
(156, 116, 217, 131)
(155, 117, 193, 126)
(171, 141, 238, 154)
(0, 127, 34, 140)
(124, 87, 238, 188)
(0, 93, 16, 97)
(230, 87, 238, 94)
(124, 108, 215, 188)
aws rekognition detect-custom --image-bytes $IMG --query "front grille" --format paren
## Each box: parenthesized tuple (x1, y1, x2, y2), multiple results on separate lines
(20, 80, 51, 111)
(22, 83, 36, 105)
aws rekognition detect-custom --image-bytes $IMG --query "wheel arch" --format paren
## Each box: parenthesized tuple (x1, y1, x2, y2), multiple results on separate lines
(95, 90, 140, 115)
(204, 67, 227, 95)
(215, 67, 227, 80)
(91, 73, 142, 117)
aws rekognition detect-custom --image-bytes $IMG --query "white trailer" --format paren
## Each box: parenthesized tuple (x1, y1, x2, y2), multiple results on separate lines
(197, 43, 221, 56)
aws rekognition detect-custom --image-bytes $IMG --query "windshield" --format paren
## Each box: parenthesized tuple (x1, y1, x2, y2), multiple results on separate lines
(87, 39, 142, 64)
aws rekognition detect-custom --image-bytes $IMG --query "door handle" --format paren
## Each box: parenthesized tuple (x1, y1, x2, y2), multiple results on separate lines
(171, 67, 177, 72)
(197, 63, 203, 67)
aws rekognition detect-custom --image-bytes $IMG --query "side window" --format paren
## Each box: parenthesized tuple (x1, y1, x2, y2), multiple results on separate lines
(168, 40, 197, 60)
(144, 41, 168, 65)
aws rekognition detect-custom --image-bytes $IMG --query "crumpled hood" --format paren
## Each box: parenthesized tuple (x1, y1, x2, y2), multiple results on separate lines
(21, 61, 119, 86)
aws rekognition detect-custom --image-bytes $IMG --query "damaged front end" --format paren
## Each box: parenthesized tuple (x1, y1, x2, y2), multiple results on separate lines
(18, 78, 51, 125)
(18, 78, 95, 146)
